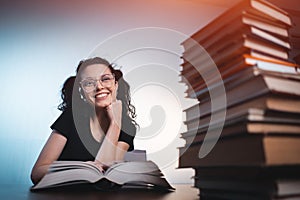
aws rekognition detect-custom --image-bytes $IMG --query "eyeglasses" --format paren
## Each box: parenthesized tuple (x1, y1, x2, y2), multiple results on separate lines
(80, 74, 115, 92)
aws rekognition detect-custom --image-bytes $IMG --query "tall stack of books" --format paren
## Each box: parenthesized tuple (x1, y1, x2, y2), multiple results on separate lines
(287, 3, 300, 66)
(178, 0, 300, 199)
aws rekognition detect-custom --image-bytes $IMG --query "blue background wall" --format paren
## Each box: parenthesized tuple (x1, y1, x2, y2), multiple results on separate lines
(0, 0, 227, 185)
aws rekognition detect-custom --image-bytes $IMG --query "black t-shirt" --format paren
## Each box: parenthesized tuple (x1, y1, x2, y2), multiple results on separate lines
(50, 109, 136, 161)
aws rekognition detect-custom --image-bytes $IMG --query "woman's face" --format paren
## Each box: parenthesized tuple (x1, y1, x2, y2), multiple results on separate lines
(80, 64, 118, 109)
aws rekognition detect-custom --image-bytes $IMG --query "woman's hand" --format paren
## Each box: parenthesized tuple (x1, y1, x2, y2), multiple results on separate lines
(86, 161, 106, 172)
(106, 100, 122, 129)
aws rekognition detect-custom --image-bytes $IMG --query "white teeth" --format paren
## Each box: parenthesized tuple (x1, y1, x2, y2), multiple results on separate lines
(96, 93, 108, 98)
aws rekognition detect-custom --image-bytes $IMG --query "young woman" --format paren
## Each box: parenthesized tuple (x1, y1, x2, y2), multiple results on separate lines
(31, 57, 137, 184)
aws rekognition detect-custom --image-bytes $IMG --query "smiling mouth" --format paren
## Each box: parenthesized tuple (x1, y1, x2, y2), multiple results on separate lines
(95, 93, 109, 99)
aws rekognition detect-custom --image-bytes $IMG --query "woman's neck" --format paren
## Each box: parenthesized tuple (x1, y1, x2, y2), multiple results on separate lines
(90, 108, 109, 142)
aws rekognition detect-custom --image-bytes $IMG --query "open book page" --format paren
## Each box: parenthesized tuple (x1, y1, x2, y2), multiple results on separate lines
(106, 171, 173, 190)
(33, 167, 104, 189)
(49, 161, 102, 173)
(104, 161, 174, 189)
(105, 161, 160, 175)
(32, 160, 174, 191)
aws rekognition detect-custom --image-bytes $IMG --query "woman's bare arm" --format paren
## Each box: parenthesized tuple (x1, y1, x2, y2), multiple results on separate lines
(30, 131, 66, 184)
(94, 121, 126, 166)
(115, 141, 130, 162)
(94, 100, 129, 166)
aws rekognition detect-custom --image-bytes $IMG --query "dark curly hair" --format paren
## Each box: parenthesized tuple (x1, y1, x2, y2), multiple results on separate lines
(58, 57, 138, 127)
(58, 76, 76, 112)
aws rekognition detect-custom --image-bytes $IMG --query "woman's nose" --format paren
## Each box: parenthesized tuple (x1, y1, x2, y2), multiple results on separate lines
(96, 80, 104, 90)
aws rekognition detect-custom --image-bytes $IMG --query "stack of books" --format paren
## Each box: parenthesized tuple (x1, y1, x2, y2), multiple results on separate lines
(178, 0, 300, 199)
(286, 2, 300, 66)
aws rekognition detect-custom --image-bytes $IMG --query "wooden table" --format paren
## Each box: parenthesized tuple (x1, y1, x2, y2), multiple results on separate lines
(0, 184, 199, 200)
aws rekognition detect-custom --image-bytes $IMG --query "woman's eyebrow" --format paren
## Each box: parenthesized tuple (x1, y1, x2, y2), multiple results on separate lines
(82, 74, 112, 79)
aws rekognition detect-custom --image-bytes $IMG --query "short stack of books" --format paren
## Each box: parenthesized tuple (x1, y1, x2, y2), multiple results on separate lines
(178, 0, 300, 199)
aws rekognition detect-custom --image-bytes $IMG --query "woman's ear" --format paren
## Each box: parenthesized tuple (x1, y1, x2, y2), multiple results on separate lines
(115, 81, 119, 90)
(115, 81, 119, 99)
(79, 87, 87, 102)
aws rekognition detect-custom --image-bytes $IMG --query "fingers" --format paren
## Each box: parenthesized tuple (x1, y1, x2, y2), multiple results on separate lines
(86, 161, 105, 173)
(94, 163, 104, 172)
(114, 99, 122, 105)
(106, 100, 122, 128)
(112, 90, 117, 103)
(107, 100, 122, 110)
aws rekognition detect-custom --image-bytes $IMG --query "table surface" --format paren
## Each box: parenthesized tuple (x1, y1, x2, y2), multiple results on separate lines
(0, 184, 199, 200)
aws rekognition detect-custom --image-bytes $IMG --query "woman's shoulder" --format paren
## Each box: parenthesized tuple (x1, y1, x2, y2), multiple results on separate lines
(56, 109, 74, 122)
(50, 109, 76, 137)
(121, 117, 137, 137)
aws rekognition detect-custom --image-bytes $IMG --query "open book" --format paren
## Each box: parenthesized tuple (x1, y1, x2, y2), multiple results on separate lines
(31, 151, 174, 191)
